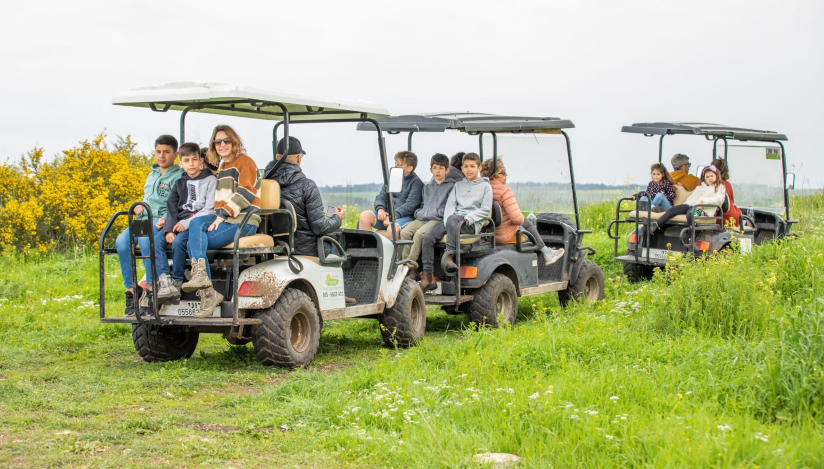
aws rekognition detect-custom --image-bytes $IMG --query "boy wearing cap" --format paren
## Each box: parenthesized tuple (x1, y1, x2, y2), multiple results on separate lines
(670, 153, 700, 191)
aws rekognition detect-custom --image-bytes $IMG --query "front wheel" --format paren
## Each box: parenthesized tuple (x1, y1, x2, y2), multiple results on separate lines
(467, 273, 519, 328)
(623, 262, 653, 283)
(253, 289, 321, 368)
(559, 260, 605, 307)
(380, 277, 426, 348)
(132, 324, 199, 362)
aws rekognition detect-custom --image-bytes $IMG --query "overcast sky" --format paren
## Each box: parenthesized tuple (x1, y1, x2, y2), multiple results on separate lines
(2, 0, 822, 189)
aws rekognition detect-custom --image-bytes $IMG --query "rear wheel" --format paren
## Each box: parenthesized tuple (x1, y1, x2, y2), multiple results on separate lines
(467, 273, 518, 328)
(253, 289, 321, 368)
(623, 262, 654, 283)
(132, 324, 199, 362)
(537, 212, 576, 230)
(380, 277, 426, 348)
(559, 260, 605, 306)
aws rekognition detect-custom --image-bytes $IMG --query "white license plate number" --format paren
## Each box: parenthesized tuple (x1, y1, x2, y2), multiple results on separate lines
(638, 248, 668, 260)
(160, 301, 206, 317)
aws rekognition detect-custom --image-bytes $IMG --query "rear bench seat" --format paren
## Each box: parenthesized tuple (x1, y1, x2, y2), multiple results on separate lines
(627, 185, 720, 225)
(221, 179, 295, 249)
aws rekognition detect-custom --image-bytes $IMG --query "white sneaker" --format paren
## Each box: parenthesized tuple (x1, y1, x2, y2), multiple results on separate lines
(540, 247, 565, 266)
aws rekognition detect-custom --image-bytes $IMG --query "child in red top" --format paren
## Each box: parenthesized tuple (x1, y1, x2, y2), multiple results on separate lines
(712, 158, 742, 227)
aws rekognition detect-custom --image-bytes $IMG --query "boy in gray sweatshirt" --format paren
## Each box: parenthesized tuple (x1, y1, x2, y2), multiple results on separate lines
(154, 143, 217, 304)
(399, 154, 456, 281)
(421, 153, 493, 287)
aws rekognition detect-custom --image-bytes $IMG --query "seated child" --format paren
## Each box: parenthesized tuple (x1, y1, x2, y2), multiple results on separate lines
(358, 151, 423, 239)
(650, 164, 726, 233)
(154, 143, 217, 304)
(712, 158, 742, 227)
(481, 157, 564, 266)
(399, 154, 456, 281)
(420, 152, 492, 287)
(632, 163, 677, 212)
(115, 134, 183, 315)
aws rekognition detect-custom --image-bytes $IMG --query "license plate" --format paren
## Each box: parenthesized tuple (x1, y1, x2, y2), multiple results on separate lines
(638, 248, 668, 260)
(160, 300, 217, 317)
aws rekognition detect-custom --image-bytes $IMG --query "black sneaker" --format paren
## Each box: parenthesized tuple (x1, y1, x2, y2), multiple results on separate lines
(124, 290, 136, 316)
(139, 289, 154, 316)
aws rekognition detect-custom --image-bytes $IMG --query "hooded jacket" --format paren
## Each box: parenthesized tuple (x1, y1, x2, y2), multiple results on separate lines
(444, 165, 464, 182)
(490, 179, 524, 243)
(443, 177, 493, 233)
(684, 182, 726, 214)
(270, 162, 341, 256)
(164, 170, 217, 233)
(414, 177, 456, 222)
(141, 164, 183, 219)
(373, 171, 423, 219)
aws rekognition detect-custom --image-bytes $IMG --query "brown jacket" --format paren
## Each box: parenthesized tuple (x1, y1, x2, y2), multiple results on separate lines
(671, 170, 700, 191)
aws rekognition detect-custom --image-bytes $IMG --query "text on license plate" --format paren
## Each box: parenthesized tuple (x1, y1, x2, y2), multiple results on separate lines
(160, 301, 202, 317)
(639, 248, 668, 260)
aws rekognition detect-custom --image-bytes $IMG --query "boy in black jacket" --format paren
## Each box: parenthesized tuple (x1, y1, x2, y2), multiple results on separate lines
(154, 143, 217, 304)
(357, 151, 423, 239)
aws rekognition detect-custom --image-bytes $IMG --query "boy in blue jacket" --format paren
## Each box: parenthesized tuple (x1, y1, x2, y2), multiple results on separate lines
(358, 151, 423, 239)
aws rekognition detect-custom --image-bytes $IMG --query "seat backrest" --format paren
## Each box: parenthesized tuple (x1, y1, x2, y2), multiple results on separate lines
(491, 202, 502, 227)
(673, 184, 692, 205)
(259, 179, 281, 210)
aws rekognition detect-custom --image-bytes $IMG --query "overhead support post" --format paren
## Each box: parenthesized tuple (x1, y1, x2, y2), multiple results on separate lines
(562, 130, 580, 230)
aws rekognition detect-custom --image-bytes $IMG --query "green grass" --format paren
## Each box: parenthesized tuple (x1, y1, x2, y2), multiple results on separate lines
(1, 195, 824, 467)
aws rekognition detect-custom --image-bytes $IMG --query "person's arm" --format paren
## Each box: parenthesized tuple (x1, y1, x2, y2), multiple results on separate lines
(501, 187, 525, 225)
(305, 180, 342, 235)
(442, 186, 457, 221)
(163, 183, 182, 234)
(180, 177, 216, 230)
(394, 177, 424, 219)
(373, 186, 388, 212)
(435, 181, 455, 219)
(215, 159, 258, 219)
(702, 184, 726, 208)
(414, 184, 430, 220)
(664, 183, 677, 204)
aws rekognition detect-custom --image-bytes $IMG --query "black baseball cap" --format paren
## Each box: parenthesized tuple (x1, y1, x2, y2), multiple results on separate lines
(276, 136, 305, 156)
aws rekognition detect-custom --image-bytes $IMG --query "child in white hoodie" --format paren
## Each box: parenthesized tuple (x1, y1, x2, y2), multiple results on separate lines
(650, 165, 726, 233)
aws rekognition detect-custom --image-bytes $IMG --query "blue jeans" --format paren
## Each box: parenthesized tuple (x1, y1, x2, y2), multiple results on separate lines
(641, 193, 673, 210)
(371, 210, 414, 230)
(154, 229, 190, 282)
(187, 215, 258, 278)
(116, 218, 161, 288)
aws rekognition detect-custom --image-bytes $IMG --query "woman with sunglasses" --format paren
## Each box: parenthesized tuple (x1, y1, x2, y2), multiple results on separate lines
(481, 158, 564, 266)
(183, 124, 260, 317)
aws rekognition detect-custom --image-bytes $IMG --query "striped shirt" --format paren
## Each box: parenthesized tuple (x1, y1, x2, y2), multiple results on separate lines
(214, 154, 261, 226)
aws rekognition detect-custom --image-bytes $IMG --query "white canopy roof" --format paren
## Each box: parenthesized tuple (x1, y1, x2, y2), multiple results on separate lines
(112, 82, 389, 121)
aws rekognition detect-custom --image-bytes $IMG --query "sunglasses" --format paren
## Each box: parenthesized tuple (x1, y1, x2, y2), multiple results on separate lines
(213, 138, 233, 146)
(498, 170, 507, 176)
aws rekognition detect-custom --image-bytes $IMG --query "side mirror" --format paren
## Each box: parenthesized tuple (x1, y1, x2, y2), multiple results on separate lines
(786, 173, 795, 190)
(388, 167, 404, 193)
(695, 165, 705, 177)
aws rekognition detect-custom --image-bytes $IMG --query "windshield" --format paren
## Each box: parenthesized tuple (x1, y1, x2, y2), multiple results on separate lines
(722, 144, 786, 214)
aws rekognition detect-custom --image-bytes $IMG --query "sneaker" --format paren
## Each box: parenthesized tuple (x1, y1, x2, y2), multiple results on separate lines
(194, 287, 224, 318)
(139, 287, 154, 316)
(540, 246, 565, 266)
(124, 290, 136, 316)
(345, 296, 358, 306)
(651, 205, 665, 213)
(182, 259, 212, 292)
(649, 221, 660, 235)
(156, 273, 181, 305)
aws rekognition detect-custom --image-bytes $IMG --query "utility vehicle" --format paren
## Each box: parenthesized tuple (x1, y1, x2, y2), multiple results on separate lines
(99, 82, 427, 367)
(607, 122, 797, 282)
(358, 114, 605, 327)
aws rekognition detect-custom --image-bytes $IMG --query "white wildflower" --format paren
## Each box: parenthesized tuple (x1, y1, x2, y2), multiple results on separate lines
(610, 396, 619, 401)
(528, 392, 540, 400)
(754, 433, 769, 442)
(717, 424, 732, 432)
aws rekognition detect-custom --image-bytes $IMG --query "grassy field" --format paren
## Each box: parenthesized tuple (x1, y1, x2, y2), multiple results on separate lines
(1, 195, 823, 467)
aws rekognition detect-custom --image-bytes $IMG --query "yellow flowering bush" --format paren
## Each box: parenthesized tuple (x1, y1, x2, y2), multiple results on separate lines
(0, 134, 150, 253)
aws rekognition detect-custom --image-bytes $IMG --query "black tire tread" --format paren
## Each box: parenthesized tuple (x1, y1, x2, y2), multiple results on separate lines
(559, 259, 605, 306)
(379, 277, 426, 348)
(252, 289, 321, 368)
(537, 212, 576, 230)
(623, 261, 653, 283)
(132, 324, 199, 362)
(467, 273, 518, 328)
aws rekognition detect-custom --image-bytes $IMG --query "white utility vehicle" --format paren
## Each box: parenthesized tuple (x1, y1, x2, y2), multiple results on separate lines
(99, 82, 426, 368)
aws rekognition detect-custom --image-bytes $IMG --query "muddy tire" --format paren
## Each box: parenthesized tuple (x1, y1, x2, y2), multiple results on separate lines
(623, 261, 653, 283)
(253, 289, 321, 368)
(537, 212, 576, 230)
(132, 324, 199, 362)
(559, 260, 605, 306)
(441, 305, 462, 315)
(380, 277, 426, 348)
(467, 273, 519, 328)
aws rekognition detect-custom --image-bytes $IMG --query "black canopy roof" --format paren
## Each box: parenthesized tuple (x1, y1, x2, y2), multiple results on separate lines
(622, 122, 787, 142)
(357, 113, 575, 133)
